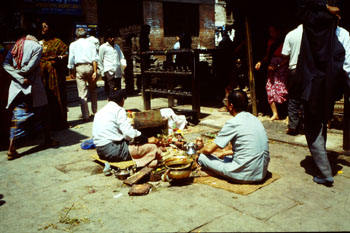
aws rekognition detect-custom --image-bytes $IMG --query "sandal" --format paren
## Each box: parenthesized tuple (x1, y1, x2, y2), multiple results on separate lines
(7, 151, 20, 160)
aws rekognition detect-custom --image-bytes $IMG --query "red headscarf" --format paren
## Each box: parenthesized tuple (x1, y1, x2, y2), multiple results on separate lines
(11, 37, 26, 69)
(10, 35, 38, 69)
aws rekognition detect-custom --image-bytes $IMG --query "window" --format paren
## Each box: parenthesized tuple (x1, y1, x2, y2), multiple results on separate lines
(163, 2, 199, 37)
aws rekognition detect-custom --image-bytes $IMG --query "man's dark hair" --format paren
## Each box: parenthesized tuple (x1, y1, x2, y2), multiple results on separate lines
(109, 89, 127, 104)
(104, 28, 116, 39)
(227, 90, 248, 112)
(15, 28, 27, 39)
(89, 27, 97, 37)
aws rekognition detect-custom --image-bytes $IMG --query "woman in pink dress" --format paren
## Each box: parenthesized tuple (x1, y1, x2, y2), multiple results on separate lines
(255, 26, 288, 120)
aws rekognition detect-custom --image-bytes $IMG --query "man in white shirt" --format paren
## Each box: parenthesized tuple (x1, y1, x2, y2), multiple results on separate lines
(68, 28, 99, 121)
(92, 89, 162, 166)
(282, 24, 304, 135)
(99, 31, 126, 95)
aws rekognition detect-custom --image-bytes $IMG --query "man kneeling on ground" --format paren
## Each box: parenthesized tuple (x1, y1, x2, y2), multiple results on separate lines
(197, 90, 270, 183)
(92, 89, 162, 167)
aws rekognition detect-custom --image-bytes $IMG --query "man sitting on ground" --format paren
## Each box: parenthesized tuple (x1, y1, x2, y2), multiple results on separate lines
(92, 89, 162, 167)
(197, 90, 270, 183)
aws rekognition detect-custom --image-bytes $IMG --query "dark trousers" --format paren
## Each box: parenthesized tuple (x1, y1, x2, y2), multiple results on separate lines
(104, 72, 121, 97)
(287, 69, 303, 131)
(288, 97, 303, 130)
(96, 140, 130, 162)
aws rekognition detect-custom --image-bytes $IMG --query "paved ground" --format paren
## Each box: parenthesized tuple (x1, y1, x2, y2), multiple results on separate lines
(1, 84, 350, 232)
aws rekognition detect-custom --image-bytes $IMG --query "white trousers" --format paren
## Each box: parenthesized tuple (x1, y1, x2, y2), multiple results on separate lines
(75, 64, 97, 120)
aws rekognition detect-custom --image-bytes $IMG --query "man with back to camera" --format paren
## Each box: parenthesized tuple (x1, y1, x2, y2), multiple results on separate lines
(281, 24, 304, 136)
(296, 0, 350, 186)
(3, 29, 58, 160)
(68, 27, 99, 122)
(92, 89, 162, 167)
(197, 90, 270, 183)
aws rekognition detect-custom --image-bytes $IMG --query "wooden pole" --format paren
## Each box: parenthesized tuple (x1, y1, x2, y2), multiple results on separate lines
(245, 16, 257, 116)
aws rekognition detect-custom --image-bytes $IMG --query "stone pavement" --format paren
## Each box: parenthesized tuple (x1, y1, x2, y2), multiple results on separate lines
(1, 85, 350, 232)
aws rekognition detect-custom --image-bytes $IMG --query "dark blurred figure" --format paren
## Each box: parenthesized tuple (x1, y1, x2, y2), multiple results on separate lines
(175, 32, 193, 69)
(296, 0, 349, 186)
(216, 30, 235, 110)
(140, 24, 151, 53)
(232, 26, 248, 91)
(38, 20, 69, 130)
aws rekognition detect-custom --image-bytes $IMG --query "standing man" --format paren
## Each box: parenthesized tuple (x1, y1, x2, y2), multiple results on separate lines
(68, 27, 99, 122)
(99, 30, 126, 95)
(114, 42, 126, 90)
(197, 90, 270, 183)
(297, 0, 349, 186)
(3, 30, 57, 160)
(282, 24, 304, 135)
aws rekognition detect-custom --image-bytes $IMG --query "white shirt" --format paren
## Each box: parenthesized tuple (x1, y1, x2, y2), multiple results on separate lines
(173, 41, 180, 50)
(99, 42, 119, 75)
(86, 36, 100, 52)
(92, 101, 141, 147)
(336, 26, 350, 83)
(281, 24, 303, 70)
(67, 38, 99, 69)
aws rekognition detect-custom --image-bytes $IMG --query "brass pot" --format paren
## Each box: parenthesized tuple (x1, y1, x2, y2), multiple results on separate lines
(167, 169, 192, 180)
(163, 156, 193, 181)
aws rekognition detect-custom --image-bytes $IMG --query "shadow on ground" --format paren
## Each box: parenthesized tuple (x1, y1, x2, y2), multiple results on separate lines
(7, 127, 89, 159)
(300, 152, 344, 178)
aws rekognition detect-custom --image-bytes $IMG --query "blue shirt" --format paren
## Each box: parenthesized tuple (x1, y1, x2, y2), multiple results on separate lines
(214, 111, 270, 181)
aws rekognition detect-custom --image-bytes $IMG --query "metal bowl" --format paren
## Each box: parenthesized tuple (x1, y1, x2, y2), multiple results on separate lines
(114, 169, 130, 180)
(164, 156, 193, 168)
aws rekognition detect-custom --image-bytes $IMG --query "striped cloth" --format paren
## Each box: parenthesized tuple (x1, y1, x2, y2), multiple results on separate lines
(10, 101, 34, 140)
(9, 96, 43, 141)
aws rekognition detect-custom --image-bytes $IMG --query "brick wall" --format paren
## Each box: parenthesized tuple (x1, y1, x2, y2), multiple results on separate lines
(81, 0, 98, 24)
(143, 1, 165, 50)
(199, 4, 215, 49)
